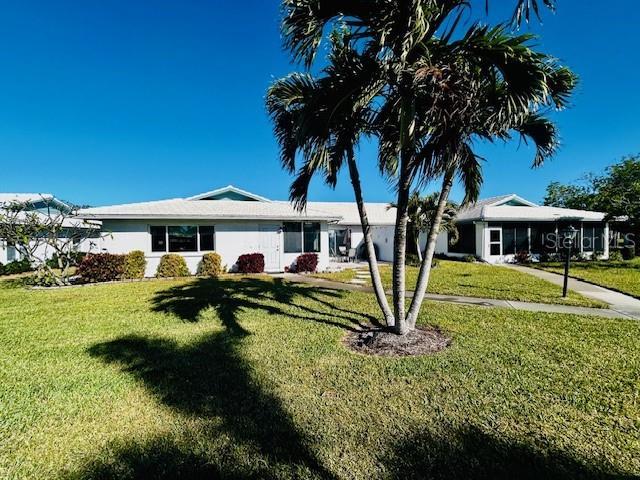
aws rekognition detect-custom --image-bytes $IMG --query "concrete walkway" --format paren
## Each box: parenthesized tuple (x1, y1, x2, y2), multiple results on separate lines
(504, 265, 640, 320)
(277, 273, 638, 320)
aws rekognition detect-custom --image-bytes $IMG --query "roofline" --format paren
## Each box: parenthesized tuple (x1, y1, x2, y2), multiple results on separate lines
(77, 213, 341, 221)
(488, 194, 539, 208)
(186, 185, 272, 202)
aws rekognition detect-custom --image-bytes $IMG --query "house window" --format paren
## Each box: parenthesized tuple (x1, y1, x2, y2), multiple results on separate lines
(303, 222, 321, 253)
(284, 222, 302, 253)
(168, 226, 197, 252)
(199, 226, 215, 251)
(449, 223, 475, 254)
(284, 222, 321, 253)
(151, 226, 167, 252)
(489, 229, 502, 256)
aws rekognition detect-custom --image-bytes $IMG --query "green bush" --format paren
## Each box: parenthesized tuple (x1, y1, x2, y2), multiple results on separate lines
(0, 262, 4, 276)
(156, 254, 190, 278)
(123, 251, 146, 279)
(3, 259, 33, 275)
(462, 255, 477, 263)
(198, 252, 222, 277)
(622, 246, 636, 261)
(609, 250, 624, 262)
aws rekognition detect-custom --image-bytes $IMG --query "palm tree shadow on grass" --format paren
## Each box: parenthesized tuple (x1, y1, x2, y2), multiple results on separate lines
(150, 276, 380, 333)
(84, 331, 337, 479)
(73, 277, 630, 479)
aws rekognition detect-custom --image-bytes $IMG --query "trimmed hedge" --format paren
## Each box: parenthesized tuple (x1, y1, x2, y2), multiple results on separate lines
(156, 254, 190, 278)
(124, 251, 146, 279)
(198, 252, 223, 277)
(609, 250, 624, 262)
(236, 253, 264, 274)
(78, 254, 125, 283)
(295, 253, 318, 273)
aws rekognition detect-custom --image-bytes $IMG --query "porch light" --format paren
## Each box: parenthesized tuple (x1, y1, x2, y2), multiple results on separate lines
(560, 225, 578, 297)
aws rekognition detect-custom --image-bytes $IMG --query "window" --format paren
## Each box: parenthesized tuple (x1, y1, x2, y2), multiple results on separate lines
(449, 223, 475, 254)
(199, 226, 215, 251)
(489, 229, 501, 256)
(583, 223, 605, 253)
(530, 223, 557, 254)
(151, 226, 167, 252)
(284, 222, 321, 253)
(284, 222, 302, 253)
(303, 222, 321, 253)
(168, 226, 197, 252)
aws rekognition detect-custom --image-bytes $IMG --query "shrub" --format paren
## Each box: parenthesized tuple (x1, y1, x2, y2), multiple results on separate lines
(514, 250, 532, 264)
(77, 253, 125, 283)
(198, 252, 223, 277)
(540, 251, 560, 263)
(462, 255, 477, 263)
(295, 253, 318, 273)
(0, 262, 4, 276)
(236, 253, 264, 274)
(123, 251, 146, 279)
(609, 249, 624, 262)
(3, 259, 33, 275)
(622, 246, 636, 261)
(156, 254, 190, 278)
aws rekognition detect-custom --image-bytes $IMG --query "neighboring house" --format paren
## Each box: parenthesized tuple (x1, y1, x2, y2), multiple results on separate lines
(78, 185, 397, 276)
(431, 194, 610, 263)
(0, 193, 100, 264)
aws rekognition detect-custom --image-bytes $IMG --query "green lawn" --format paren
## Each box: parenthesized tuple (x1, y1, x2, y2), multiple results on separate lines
(314, 260, 605, 308)
(537, 258, 640, 299)
(1, 276, 638, 479)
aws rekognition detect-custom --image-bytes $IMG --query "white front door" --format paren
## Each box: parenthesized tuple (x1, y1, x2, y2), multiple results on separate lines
(259, 224, 282, 272)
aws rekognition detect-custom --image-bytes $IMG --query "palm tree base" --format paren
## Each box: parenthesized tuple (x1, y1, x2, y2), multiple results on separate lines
(344, 325, 451, 357)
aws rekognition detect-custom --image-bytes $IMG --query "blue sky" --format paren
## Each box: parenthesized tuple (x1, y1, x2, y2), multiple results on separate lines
(0, 1, 638, 206)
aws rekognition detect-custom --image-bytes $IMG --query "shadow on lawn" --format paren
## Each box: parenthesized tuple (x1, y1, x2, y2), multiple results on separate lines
(151, 276, 379, 333)
(71, 277, 630, 479)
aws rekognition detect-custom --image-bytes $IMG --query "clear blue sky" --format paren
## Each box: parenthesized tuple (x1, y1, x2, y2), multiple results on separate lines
(0, 1, 638, 206)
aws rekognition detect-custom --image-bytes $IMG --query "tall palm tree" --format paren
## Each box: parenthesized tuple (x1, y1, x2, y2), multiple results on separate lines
(278, 0, 572, 334)
(390, 192, 458, 263)
(266, 31, 395, 326)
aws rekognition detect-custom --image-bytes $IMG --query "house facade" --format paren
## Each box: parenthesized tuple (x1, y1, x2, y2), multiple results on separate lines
(432, 194, 610, 263)
(79, 186, 397, 276)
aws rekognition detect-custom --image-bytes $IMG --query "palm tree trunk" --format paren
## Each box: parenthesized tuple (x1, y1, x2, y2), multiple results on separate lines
(406, 168, 455, 329)
(346, 149, 395, 326)
(392, 150, 413, 335)
(415, 235, 423, 263)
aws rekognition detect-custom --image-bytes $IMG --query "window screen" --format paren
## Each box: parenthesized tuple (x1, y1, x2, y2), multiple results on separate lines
(151, 226, 167, 252)
(168, 226, 197, 252)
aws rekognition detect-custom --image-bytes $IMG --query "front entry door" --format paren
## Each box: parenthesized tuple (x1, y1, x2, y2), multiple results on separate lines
(259, 224, 282, 272)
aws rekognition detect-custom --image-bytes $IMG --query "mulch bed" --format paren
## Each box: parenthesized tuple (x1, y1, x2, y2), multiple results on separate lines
(344, 325, 451, 357)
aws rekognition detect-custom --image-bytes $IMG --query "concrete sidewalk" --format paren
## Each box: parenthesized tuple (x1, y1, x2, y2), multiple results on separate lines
(277, 273, 638, 320)
(504, 265, 640, 320)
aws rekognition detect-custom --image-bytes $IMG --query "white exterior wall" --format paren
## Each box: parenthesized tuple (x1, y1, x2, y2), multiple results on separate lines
(98, 219, 330, 277)
(371, 226, 394, 262)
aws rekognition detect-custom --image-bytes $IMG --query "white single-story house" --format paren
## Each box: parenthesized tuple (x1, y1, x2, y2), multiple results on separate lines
(79, 186, 397, 276)
(432, 194, 610, 263)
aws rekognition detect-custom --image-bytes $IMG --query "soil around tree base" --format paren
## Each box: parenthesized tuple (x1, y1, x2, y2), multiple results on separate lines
(345, 325, 451, 357)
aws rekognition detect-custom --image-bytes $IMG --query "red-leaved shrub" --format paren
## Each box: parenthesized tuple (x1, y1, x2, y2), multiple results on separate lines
(78, 253, 125, 283)
(236, 253, 265, 274)
(295, 253, 318, 273)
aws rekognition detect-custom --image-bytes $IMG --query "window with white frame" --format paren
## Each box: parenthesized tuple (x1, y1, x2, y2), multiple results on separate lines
(150, 225, 215, 253)
(283, 222, 321, 253)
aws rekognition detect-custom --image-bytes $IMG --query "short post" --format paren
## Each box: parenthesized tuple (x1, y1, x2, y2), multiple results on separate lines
(561, 225, 578, 298)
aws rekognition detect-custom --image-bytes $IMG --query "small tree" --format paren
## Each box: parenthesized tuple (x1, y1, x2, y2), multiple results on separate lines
(0, 197, 101, 286)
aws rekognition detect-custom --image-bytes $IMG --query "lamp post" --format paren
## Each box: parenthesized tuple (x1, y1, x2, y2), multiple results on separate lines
(561, 225, 578, 297)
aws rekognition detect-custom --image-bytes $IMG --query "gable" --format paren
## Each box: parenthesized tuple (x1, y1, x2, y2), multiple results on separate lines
(492, 195, 538, 208)
(186, 185, 271, 202)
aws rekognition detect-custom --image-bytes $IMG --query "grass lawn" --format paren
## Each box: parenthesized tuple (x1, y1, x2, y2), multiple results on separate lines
(537, 258, 640, 299)
(1, 276, 638, 479)
(314, 260, 605, 308)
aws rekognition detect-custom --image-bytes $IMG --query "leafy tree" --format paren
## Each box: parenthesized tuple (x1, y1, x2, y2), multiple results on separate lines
(0, 198, 101, 286)
(543, 180, 597, 210)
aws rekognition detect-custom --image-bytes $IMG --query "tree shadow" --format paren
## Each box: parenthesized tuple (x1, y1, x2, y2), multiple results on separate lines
(150, 276, 380, 333)
(83, 331, 337, 479)
(382, 424, 634, 480)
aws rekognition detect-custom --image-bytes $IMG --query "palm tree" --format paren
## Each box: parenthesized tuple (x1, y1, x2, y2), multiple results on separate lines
(278, 0, 573, 334)
(266, 31, 395, 326)
(390, 192, 458, 263)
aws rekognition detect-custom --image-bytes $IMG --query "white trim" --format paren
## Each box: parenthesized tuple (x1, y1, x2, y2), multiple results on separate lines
(186, 185, 272, 202)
